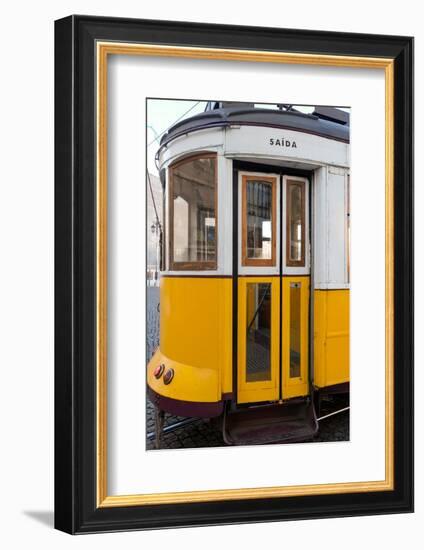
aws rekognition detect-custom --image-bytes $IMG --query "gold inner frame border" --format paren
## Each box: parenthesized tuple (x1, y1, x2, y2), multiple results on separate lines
(96, 41, 394, 507)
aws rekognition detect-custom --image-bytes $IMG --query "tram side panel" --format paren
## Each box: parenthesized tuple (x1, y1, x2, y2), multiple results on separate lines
(313, 166, 350, 389)
(314, 289, 350, 388)
(147, 276, 232, 405)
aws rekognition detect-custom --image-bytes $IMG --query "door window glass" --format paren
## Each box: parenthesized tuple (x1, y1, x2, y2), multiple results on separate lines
(289, 282, 301, 378)
(242, 176, 276, 266)
(246, 283, 272, 382)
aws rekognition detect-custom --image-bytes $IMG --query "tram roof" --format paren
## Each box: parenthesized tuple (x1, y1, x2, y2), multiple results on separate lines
(159, 105, 350, 148)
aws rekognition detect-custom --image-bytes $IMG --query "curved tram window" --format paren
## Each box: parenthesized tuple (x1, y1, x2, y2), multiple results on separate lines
(169, 154, 217, 270)
(286, 180, 305, 267)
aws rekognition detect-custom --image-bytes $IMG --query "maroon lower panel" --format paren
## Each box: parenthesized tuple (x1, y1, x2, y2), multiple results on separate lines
(147, 386, 224, 418)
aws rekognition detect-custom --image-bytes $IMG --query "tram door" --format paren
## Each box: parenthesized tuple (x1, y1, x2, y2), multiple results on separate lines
(237, 172, 310, 404)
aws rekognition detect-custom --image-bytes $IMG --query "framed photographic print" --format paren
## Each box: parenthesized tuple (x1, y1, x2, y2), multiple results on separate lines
(54, 15, 414, 533)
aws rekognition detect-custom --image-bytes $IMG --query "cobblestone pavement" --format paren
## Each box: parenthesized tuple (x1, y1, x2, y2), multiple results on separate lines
(313, 394, 350, 443)
(146, 286, 349, 450)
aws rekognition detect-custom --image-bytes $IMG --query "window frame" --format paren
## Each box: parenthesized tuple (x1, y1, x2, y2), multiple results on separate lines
(168, 152, 218, 271)
(241, 174, 277, 267)
(285, 179, 306, 268)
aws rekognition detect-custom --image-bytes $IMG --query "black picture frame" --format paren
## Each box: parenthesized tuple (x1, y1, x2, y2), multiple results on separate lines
(55, 15, 414, 534)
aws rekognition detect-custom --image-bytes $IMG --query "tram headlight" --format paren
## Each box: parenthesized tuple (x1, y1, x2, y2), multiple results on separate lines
(154, 363, 165, 379)
(163, 368, 174, 385)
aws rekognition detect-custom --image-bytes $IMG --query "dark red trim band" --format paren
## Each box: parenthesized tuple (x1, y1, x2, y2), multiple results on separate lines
(147, 386, 224, 418)
(222, 392, 234, 401)
(316, 382, 350, 395)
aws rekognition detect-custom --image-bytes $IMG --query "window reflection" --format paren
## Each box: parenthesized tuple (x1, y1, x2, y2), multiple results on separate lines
(170, 156, 216, 269)
(287, 181, 305, 266)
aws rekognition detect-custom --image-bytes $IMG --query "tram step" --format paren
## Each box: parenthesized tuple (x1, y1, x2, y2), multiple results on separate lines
(223, 400, 318, 445)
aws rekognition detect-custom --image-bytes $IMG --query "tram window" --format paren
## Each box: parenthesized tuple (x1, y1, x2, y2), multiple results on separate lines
(242, 176, 276, 266)
(286, 180, 305, 267)
(246, 283, 272, 382)
(289, 282, 301, 378)
(169, 154, 217, 270)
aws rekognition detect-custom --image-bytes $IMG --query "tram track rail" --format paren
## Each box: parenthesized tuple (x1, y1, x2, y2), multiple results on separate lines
(146, 400, 350, 444)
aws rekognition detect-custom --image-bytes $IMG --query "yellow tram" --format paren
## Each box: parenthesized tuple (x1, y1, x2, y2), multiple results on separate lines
(147, 102, 350, 445)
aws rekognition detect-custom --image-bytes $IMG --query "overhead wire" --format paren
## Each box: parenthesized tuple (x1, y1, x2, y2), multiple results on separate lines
(147, 101, 202, 147)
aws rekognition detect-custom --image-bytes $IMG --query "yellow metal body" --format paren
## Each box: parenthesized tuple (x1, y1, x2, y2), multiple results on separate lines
(147, 277, 232, 403)
(147, 277, 350, 407)
(313, 289, 350, 388)
(237, 276, 309, 403)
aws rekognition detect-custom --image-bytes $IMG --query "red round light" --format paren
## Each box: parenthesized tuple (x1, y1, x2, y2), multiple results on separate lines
(163, 368, 174, 385)
(154, 364, 165, 379)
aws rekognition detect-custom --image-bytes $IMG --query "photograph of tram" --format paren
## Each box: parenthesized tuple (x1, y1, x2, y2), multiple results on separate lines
(146, 98, 350, 450)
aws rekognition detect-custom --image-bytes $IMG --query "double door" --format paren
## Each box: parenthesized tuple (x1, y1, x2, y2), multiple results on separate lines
(237, 171, 310, 404)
